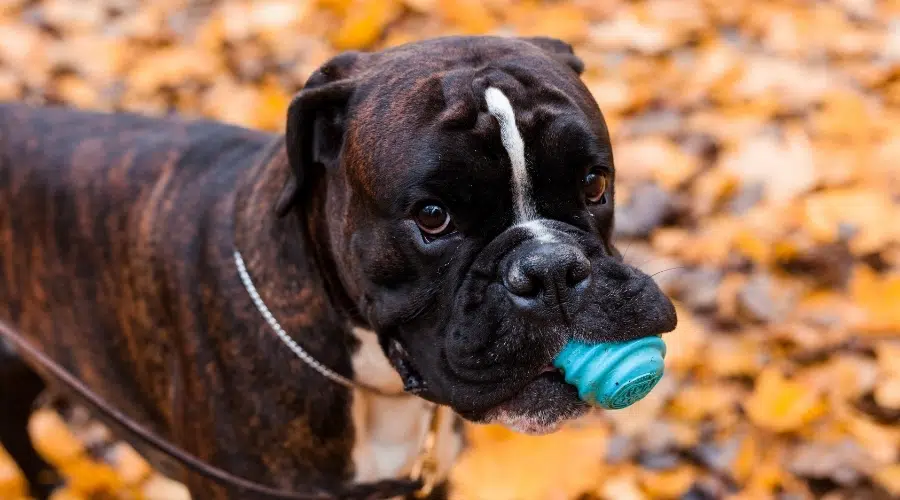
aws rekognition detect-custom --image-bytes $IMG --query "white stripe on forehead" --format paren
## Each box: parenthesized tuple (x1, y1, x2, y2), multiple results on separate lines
(484, 87, 555, 242)
(485, 87, 535, 222)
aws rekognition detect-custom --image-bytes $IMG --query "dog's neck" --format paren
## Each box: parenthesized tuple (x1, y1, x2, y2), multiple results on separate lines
(231, 137, 394, 390)
(229, 136, 461, 484)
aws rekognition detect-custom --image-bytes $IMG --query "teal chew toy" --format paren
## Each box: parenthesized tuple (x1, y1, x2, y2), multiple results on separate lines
(552, 336, 666, 410)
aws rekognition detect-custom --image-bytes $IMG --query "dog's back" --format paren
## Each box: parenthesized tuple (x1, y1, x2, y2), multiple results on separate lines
(0, 101, 273, 346)
(0, 103, 276, 495)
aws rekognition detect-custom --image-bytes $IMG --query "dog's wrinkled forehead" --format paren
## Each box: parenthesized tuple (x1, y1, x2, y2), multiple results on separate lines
(341, 37, 610, 213)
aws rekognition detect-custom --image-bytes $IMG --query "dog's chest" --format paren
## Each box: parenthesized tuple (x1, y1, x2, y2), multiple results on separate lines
(349, 328, 461, 484)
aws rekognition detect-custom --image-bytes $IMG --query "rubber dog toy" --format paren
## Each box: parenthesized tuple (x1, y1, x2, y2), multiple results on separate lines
(553, 336, 666, 410)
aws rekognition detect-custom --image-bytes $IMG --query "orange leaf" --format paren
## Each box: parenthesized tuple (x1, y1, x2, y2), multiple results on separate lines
(58, 458, 122, 493)
(253, 81, 292, 132)
(450, 426, 608, 500)
(110, 444, 152, 486)
(744, 367, 826, 432)
(511, 4, 590, 44)
(639, 465, 696, 499)
(663, 304, 707, 372)
(0, 446, 27, 500)
(803, 188, 900, 254)
(331, 0, 402, 49)
(141, 474, 192, 500)
(874, 464, 900, 497)
(28, 410, 85, 467)
(437, 0, 496, 35)
(849, 266, 900, 334)
(48, 488, 88, 500)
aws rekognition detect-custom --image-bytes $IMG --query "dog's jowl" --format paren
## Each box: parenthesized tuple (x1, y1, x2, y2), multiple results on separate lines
(0, 36, 676, 499)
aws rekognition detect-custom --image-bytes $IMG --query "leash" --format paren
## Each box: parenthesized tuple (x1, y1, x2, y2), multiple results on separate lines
(0, 320, 442, 499)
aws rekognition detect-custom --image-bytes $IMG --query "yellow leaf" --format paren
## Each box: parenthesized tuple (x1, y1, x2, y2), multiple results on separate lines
(450, 426, 608, 500)
(731, 433, 759, 484)
(253, 81, 291, 132)
(331, 0, 402, 49)
(842, 411, 900, 464)
(639, 466, 696, 499)
(510, 4, 590, 44)
(689, 165, 740, 217)
(612, 136, 700, 189)
(141, 474, 192, 500)
(744, 367, 826, 432)
(128, 47, 221, 93)
(58, 458, 122, 493)
(875, 376, 900, 410)
(703, 336, 763, 378)
(437, 0, 496, 35)
(849, 266, 900, 334)
(110, 443, 153, 486)
(54, 75, 99, 110)
(732, 228, 770, 265)
(803, 189, 900, 254)
(599, 472, 646, 500)
(317, 0, 354, 16)
(48, 488, 88, 500)
(663, 304, 707, 371)
(720, 127, 817, 205)
(876, 341, 900, 377)
(669, 382, 743, 421)
(874, 464, 900, 497)
(0, 446, 27, 500)
(811, 89, 875, 143)
(28, 410, 85, 467)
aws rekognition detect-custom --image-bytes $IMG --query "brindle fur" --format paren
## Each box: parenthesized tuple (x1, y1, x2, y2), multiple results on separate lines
(0, 104, 368, 498)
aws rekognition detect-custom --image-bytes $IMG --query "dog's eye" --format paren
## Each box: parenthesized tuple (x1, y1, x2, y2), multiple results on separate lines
(414, 203, 454, 237)
(584, 170, 609, 205)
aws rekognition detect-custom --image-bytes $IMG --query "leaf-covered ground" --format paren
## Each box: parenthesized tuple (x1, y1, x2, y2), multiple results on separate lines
(1, 0, 900, 499)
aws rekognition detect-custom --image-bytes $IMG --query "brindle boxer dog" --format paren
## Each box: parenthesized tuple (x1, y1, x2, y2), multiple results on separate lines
(0, 36, 677, 499)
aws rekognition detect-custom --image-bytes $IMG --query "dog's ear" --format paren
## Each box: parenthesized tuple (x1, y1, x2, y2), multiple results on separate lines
(519, 36, 585, 75)
(276, 51, 367, 216)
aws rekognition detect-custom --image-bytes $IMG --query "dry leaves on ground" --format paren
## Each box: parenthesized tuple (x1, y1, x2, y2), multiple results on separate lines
(1, 0, 900, 499)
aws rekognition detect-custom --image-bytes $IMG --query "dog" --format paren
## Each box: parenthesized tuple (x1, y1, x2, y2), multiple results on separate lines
(0, 35, 677, 499)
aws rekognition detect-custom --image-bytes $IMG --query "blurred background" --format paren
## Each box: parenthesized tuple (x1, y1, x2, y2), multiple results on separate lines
(1, 0, 900, 499)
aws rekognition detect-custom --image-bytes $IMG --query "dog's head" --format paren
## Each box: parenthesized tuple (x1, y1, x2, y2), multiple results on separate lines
(278, 36, 677, 434)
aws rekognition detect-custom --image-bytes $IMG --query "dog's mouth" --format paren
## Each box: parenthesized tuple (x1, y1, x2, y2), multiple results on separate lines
(478, 364, 590, 435)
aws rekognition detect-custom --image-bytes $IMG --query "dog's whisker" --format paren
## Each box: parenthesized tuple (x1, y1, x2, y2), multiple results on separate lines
(650, 266, 686, 278)
(621, 241, 633, 264)
(634, 256, 660, 271)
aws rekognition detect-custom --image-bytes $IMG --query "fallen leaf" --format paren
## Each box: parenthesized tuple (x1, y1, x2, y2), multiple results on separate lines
(744, 367, 826, 432)
(58, 457, 122, 493)
(662, 303, 707, 372)
(331, 0, 402, 49)
(638, 465, 696, 499)
(720, 127, 818, 205)
(0, 446, 26, 499)
(48, 488, 88, 500)
(873, 463, 900, 497)
(141, 474, 192, 500)
(599, 471, 647, 500)
(803, 189, 900, 255)
(849, 265, 900, 334)
(669, 382, 743, 422)
(436, 0, 496, 35)
(109, 443, 152, 486)
(509, 4, 589, 43)
(450, 426, 609, 500)
(28, 409, 85, 467)
(841, 410, 900, 465)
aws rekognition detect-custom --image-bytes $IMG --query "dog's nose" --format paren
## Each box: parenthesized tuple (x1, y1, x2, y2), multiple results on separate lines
(504, 243, 591, 309)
